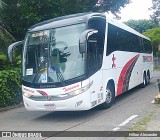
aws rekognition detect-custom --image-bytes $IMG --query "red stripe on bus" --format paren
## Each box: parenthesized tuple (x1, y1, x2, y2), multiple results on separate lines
(117, 54, 139, 96)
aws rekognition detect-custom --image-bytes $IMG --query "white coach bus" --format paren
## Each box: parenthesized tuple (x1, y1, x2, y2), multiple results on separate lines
(8, 12, 153, 111)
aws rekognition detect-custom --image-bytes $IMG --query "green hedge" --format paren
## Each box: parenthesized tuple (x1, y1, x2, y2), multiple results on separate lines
(0, 68, 22, 107)
(0, 54, 8, 70)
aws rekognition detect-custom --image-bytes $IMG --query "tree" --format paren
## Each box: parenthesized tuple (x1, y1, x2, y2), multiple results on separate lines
(143, 28, 160, 56)
(0, 0, 3, 9)
(0, 0, 130, 40)
(0, 0, 15, 55)
(0, 0, 6, 9)
(0, 26, 15, 54)
(124, 19, 159, 33)
(150, 0, 160, 23)
(93, 0, 130, 19)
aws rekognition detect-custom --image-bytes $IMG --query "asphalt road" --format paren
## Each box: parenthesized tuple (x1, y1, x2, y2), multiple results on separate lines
(0, 73, 160, 139)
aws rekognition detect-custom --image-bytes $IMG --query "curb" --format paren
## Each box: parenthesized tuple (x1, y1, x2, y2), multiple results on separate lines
(0, 102, 24, 112)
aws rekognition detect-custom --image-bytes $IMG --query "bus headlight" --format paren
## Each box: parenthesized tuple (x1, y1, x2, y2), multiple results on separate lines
(68, 81, 93, 96)
(23, 92, 32, 98)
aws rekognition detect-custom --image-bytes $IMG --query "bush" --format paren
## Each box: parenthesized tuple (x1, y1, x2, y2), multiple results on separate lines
(0, 68, 22, 108)
(0, 53, 8, 70)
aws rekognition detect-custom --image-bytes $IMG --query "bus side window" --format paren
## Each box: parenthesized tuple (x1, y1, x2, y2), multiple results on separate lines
(107, 24, 119, 55)
(87, 38, 98, 73)
(107, 24, 136, 54)
(139, 37, 144, 53)
(133, 36, 141, 52)
(143, 39, 152, 54)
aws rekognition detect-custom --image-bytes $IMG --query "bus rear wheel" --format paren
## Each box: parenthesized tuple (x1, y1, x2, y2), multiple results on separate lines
(146, 72, 150, 85)
(100, 83, 115, 109)
(141, 73, 147, 88)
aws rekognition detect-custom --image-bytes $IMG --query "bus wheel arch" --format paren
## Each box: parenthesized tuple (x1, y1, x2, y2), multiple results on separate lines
(100, 79, 115, 109)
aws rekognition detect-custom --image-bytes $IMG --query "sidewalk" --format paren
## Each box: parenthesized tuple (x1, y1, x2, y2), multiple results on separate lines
(0, 102, 23, 112)
(146, 70, 160, 131)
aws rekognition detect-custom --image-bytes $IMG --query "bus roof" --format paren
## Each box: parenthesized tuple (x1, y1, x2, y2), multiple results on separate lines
(29, 13, 90, 30)
(28, 12, 150, 41)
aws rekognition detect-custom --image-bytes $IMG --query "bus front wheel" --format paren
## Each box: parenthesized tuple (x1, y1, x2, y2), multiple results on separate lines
(100, 83, 115, 109)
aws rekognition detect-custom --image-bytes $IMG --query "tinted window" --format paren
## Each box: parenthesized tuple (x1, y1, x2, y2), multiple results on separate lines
(107, 24, 152, 55)
(107, 24, 119, 55)
(107, 24, 136, 55)
(143, 39, 152, 54)
(117, 29, 134, 52)
(133, 36, 141, 52)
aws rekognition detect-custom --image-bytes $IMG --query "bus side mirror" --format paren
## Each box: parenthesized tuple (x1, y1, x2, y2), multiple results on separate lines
(8, 41, 24, 62)
(79, 29, 98, 54)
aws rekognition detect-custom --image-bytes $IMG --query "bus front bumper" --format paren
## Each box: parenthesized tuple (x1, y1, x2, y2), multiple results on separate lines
(23, 93, 90, 111)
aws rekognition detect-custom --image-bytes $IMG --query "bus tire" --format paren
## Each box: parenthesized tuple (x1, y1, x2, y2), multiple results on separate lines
(141, 73, 147, 88)
(146, 71, 150, 85)
(100, 82, 115, 109)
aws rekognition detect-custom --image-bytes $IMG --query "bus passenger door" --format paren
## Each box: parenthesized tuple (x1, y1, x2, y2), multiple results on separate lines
(89, 70, 103, 108)
(87, 39, 103, 108)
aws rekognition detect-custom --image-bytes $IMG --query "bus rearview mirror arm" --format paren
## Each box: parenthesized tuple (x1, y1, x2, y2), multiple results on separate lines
(79, 29, 98, 54)
(8, 41, 24, 62)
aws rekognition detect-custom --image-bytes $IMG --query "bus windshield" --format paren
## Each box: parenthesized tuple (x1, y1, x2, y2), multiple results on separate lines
(23, 23, 86, 84)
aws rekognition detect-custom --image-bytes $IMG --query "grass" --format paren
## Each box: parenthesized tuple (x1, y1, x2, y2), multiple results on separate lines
(129, 112, 154, 131)
(154, 67, 160, 71)
(155, 98, 160, 104)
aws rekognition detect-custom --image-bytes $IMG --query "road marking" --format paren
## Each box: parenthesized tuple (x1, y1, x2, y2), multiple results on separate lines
(112, 127, 120, 131)
(112, 115, 138, 131)
(151, 100, 155, 104)
(118, 115, 138, 127)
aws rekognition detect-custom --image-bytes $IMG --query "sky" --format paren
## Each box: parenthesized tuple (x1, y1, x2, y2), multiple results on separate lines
(117, 0, 153, 22)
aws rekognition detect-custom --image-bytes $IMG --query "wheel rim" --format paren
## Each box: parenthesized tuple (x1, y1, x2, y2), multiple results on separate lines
(106, 89, 112, 103)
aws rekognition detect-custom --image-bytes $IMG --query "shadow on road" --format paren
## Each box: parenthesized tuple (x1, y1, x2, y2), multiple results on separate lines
(33, 108, 102, 122)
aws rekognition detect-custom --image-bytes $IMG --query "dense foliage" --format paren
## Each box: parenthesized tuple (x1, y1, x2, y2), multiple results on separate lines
(143, 28, 160, 56)
(0, 0, 130, 40)
(0, 26, 15, 55)
(0, 26, 16, 69)
(124, 19, 159, 33)
(0, 0, 6, 9)
(0, 68, 21, 107)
